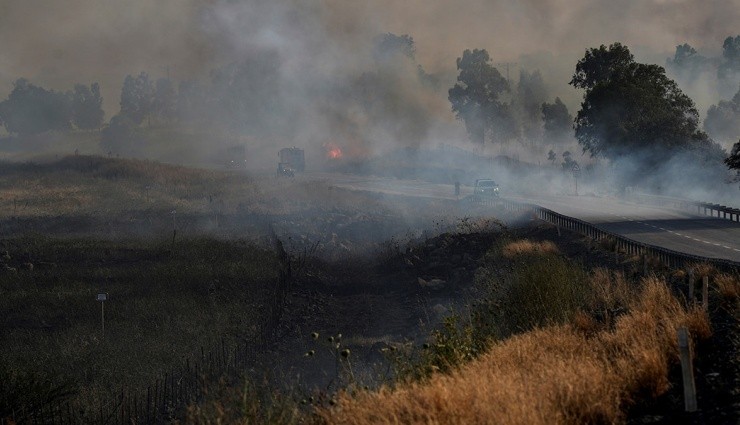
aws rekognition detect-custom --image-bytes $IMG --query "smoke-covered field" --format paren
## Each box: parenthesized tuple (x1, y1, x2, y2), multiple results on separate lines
(1, 1, 740, 423)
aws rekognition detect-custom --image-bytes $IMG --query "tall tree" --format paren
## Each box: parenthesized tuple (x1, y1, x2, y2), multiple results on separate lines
(209, 51, 283, 136)
(448, 49, 513, 145)
(718, 36, 740, 81)
(666, 43, 707, 81)
(373, 33, 416, 62)
(704, 85, 740, 144)
(541, 97, 572, 143)
(72, 83, 104, 130)
(516, 69, 548, 142)
(726, 139, 740, 173)
(119, 72, 154, 125)
(0, 78, 71, 135)
(570, 43, 724, 185)
(152, 78, 176, 125)
(570, 43, 634, 90)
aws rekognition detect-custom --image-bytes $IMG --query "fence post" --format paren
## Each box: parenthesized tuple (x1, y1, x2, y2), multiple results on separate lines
(688, 270, 695, 303)
(702, 276, 709, 311)
(677, 327, 698, 412)
(643, 254, 648, 275)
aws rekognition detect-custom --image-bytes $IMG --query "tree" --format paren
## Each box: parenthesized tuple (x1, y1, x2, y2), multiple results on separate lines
(449, 49, 513, 145)
(0, 78, 71, 135)
(71, 83, 104, 130)
(119, 72, 154, 125)
(152, 78, 176, 125)
(100, 114, 142, 154)
(541, 97, 572, 143)
(373, 33, 415, 62)
(547, 149, 556, 165)
(570, 43, 634, 90)
(704, 85, 740, 144)
(516, 69, 548, 142)
(666, 43, 707, 81)
(209, 51, 283, 136)
(570, 43, 716, 172)
(561, 150, 577, 171)
(726, 140, 740, 176)
(718, 36, 740, 82)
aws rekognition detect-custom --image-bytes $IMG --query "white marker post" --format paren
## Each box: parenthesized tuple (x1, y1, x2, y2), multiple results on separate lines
(97, 293, 108, 338)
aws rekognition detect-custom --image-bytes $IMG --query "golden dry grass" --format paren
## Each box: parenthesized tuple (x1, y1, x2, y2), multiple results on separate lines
(688, 263, 718, 279)
(501, 239, 560, 259)
(318, 277, 710, 425)
(715, 273, 740, 302)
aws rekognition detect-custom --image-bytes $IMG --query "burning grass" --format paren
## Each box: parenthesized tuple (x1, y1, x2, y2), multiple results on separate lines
(318, 277, 710, 425)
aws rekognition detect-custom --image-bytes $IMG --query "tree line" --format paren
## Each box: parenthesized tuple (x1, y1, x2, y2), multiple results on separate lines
(0, 34, 738, 185)
(0, 79, 104, 135)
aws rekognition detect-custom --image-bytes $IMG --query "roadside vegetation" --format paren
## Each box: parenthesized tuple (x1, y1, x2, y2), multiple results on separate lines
(1, 155, 738, 424)
(188, 234, 738, 424)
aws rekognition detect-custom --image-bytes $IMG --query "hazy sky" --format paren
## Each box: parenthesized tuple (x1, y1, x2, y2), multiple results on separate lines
(0, 0, 737, 117)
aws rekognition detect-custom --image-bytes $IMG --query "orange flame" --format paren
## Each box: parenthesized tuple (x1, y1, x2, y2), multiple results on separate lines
(323, 143, 343, 159)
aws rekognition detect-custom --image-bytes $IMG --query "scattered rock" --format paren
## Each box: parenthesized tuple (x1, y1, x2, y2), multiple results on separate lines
(418, 277, 446, 290)
(431, 304, 448, 316)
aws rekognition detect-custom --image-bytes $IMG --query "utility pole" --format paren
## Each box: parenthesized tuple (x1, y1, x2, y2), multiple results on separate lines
(496, 62, 517, 85)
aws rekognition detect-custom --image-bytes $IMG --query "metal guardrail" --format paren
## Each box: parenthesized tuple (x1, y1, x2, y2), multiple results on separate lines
(628, 192, 740, 223)
(491, 197, 740, 273)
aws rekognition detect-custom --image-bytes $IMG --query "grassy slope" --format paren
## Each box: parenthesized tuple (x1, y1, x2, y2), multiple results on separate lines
(0, 156, 286, 414)
(319, 244, 717, 424)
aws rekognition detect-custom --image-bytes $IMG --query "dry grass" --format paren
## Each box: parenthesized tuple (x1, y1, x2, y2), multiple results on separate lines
(715, 273, 740, 302)
(688, 263, 718, 279)
(501, 239, 560, 259)
(318, 277, 710, 425)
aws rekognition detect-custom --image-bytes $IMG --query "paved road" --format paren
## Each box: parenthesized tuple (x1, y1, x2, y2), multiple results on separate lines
(506, 194, 740, 263)
(317, 173, 740, 263)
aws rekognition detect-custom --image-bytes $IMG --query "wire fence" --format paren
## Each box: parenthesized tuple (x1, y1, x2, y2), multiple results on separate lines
(4, 231, 293, 425)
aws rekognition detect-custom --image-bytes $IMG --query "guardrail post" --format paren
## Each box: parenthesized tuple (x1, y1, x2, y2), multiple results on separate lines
(678, 327, 698, 412)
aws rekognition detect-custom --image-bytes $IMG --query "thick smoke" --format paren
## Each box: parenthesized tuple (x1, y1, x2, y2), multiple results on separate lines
(1, 0, 739, 200)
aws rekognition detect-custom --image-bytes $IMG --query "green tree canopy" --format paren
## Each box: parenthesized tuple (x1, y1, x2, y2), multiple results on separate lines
(704, 85, 740, 144)
(373, 33, 416, 62)
(666, 43, 708, 80)
(718, 36, 740, 80)
(120, 72, 154, 125)
(516, 69, 548, 142)
(541, 97, 572, 143)
(726, 140, 740, 174)
(570, 43, 634, 90)
(0, 78, 71, 135)
(570, 43, 718, 170)
(72, 83, 104, 130)
(448, 49, 513, 145)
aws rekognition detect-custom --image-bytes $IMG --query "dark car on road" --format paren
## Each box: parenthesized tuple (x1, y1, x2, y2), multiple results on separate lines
(473, 179, 500, 197)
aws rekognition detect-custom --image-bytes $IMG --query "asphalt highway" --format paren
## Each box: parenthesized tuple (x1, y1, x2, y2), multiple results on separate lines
(317, 173, 740, 263)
